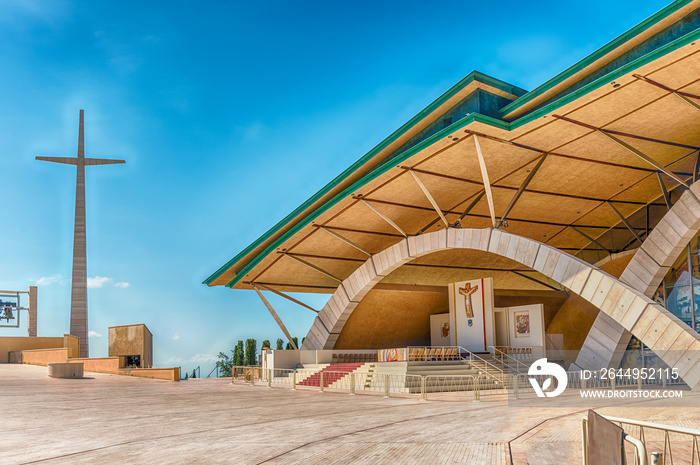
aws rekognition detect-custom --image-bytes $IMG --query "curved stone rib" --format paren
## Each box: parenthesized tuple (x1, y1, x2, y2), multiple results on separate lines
(621, 182, 700, 296)
(302, 228, 700, 390)
(576, 182, 700, 373)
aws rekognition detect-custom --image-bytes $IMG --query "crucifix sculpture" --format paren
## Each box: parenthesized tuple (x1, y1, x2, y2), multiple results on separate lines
(458, 282, 479, 318)
(36, 110, 125, 358)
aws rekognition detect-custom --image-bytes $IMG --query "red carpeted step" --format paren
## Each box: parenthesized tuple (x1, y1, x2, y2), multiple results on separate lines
(298, 363, 364, 387)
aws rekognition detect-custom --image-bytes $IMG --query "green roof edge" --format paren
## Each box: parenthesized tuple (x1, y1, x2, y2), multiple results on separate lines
(203, 71, 523, 285)
(499, 0, 694, 117)
(220, 26, 700, 289)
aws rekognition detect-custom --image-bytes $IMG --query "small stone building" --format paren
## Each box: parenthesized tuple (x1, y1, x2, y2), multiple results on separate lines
(108, 324, 153, 368)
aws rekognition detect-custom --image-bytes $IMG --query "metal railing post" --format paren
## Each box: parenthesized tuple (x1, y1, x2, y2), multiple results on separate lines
(582, 418, 588, 465)
(514, 374, 519, 399)
(384, 373, 390, 398)
(350, 372, 355, 395)
(320, 371, 324, 392)
(474, 376, 480, 402)
(292, 370, 297, 390)
(268, 369, 272, 388)
(421, 376, 426, 401)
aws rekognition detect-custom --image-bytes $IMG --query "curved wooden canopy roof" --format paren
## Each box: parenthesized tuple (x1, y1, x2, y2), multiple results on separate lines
(206, 0, 700, 294)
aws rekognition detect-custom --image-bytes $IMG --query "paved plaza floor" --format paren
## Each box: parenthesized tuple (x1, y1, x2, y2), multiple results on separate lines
(4, 363, 700, 464)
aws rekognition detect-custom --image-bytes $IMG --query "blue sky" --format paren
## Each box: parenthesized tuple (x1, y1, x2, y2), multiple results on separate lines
(1, 0, 672, 375)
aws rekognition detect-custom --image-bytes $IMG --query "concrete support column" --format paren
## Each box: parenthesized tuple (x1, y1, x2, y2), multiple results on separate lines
(27, 286, 37, 337)
(71, 161, 88, 358)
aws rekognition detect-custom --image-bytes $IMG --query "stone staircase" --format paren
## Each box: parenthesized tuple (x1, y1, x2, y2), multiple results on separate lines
(297, 363, 363, 388)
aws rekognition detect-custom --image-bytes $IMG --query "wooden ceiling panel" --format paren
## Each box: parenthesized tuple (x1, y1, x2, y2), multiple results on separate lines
(574, 202, 642, 230)
(563, 79, 668, 128)
(311, 227, 403, 255)
(367, 171, 434, 209)
(254, 254, 348, 288)
(495, 220, 564, 243)
(642, 49, 700, 90)
(603, 94, 700, 146)
(462, 185, 515, 220)
(492, 272, 553, 291)
(350, 201, 448, 235)
(493, 158, 543, 189)
(410, 139, 482, 183)
(608, 136, 696, 168)
(555, 130, 653, 169)
(507, 191, 600, 225)
(413, 135, 539, 185)
(287, 228, 371, 260)
(546, 226, 594, 249)
(325, 201, 405, 235)
(525, 155, 649, 199)
(409, 248, 524, 269)
(460, 215, 495, 230)
(665, 152, 698, 174)
(511, 118, 592, 152)
(610, 173, 663, 203)
(676, 79, 700, 96)
(379, 267, 510, 287)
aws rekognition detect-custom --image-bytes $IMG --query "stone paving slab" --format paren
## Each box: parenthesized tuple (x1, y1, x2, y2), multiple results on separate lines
(3, 364, 700, 464)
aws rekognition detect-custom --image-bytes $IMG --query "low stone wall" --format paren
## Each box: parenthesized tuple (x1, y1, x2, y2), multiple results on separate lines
(66, 357, 179, 381)
(0, 336, 66, 362)
(67, 357, 121, 373)
(119, 367, 180, 381)
(21, 348, 69, 366)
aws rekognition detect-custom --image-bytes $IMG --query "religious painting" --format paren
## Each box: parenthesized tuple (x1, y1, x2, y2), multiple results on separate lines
(378, 348, 407, 362)
(441, 322, 450, 338)
(514, 311, 530, 338)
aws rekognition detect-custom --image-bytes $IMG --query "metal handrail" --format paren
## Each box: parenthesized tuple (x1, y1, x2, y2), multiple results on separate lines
(607, 415, 700, 464)
(489, 346, 529, 374)
(582, 417, 648, 465)
(467, 352, 504, 381)
(206, 366, 218, 378)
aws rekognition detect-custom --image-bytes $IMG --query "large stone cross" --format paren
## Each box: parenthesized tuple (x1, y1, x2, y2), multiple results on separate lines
(36, 110, 125, 358)
(458, 282, 479, 318)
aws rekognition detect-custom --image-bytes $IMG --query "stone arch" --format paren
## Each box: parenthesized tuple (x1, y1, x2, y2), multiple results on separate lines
(576, 183, 700, 372)
(301, 227, 700, 389)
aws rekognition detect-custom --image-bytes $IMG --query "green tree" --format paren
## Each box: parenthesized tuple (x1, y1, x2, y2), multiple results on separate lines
(261, 339, 271, 349)
(233, 340, 244, 366)
(191, 369, 197, 379)
(185, 372, 189, 380)
(285, 337, 299, 350)
(276, 338, 284, 350)
(215, 351, 233, 377)
(245, 338, 257, 366)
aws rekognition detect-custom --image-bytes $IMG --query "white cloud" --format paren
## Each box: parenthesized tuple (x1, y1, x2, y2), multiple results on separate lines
(189, 353, 218, 364)
(36, 275, 64, 286)
(114, 282, 130, 288)
(172, 333, 180, 341)
(167, 353, 218, 365)
(88, 331, 102, 338)
(87, 276, 112, 288)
